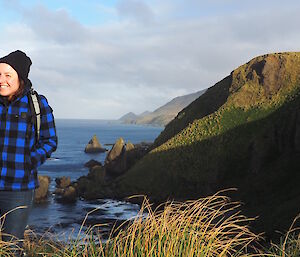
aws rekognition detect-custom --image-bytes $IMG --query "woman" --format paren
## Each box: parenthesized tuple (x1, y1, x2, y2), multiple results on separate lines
(0, 50, 57, 242)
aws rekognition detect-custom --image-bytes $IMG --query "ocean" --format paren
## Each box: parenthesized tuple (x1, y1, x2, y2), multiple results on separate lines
(28, 119, 163, 239)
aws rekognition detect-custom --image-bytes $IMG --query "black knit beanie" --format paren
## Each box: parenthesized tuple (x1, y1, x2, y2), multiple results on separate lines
(0, 50, 32, 83)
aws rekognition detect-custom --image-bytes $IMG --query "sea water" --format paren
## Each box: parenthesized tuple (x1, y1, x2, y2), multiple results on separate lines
(28, 119, 163, 239)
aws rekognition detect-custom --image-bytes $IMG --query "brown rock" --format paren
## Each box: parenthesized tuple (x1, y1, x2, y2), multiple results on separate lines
(105, 137, 127, 176)
(54, 185, 77, 203)
(54, 188, 64, 195)
(85, 135, 106, 153)
(126, 141, 135, 151)
(55, 176, 71, 189)
(61, 186, 77, 203)
(106, 137, 125, 163)
(84, 159, 102, 169)
(88, 165, 106, 181)
(34, 176, 51, 203)
(75, 177, 91, 197)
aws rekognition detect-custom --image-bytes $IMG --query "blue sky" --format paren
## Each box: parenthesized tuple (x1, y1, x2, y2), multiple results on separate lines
(0, 0, 119, 25)
(1, 0, 300, 119)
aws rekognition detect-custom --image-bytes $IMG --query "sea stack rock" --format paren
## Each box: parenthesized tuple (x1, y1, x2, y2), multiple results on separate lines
(55, 176, 71, 189)
(84, 159, 102, 169)
(105, 137, 127, 176)
(126, 141, 135, 151)
(59, 186, 77, 203)
(85, 135, 106, 153)
(54, 176, 77, 203)
(106, 137, 125, 163)
(34, 175, 51, 203)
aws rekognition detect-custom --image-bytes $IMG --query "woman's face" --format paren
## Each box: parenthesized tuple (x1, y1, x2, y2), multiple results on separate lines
(0, 63, 20, 97)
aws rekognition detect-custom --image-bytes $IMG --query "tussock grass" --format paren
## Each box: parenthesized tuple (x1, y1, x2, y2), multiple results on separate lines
(0, 191, 299, 256)
(262, 214, 300, 257)
(104, 191, 260, 257)
(0, 206, 27, 256)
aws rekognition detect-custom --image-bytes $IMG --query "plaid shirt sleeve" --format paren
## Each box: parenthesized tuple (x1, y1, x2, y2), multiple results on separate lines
(30, 95, 57, 168)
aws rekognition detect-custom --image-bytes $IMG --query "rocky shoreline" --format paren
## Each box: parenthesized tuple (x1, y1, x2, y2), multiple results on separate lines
(76, 137, 152, 202)
(34, 135, 152, 205)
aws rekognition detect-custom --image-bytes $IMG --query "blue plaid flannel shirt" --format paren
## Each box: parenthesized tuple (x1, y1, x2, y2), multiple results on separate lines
(0, 87, 57, 191)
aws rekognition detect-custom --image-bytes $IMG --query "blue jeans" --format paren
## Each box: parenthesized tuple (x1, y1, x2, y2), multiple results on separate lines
(0, 190, 34, 241)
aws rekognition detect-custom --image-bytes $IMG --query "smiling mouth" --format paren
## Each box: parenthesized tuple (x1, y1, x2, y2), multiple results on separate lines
(0, 85, 9, 88)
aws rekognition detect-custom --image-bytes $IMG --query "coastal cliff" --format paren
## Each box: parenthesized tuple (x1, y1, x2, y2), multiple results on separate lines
(79, 52, 300, 238)
(115, 52, 300, 237)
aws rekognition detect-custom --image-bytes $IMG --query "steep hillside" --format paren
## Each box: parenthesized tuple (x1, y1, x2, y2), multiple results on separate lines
(154, 53, 300, 146)
(115, 52, 300, 237)
(153, 76, 232, 146)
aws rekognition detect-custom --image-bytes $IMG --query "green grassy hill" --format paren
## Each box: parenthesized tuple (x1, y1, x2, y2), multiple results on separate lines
(114, 52, 300, 238)
(154, 52, 300, 147)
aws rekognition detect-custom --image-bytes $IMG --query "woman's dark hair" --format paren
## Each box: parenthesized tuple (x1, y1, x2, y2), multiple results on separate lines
(8, 78, 25, 101)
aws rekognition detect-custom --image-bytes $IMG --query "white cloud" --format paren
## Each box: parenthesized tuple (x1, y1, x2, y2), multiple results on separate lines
(116, 0, 155, 25)
(1, 0, 300, 119)
(23, 4, 88, 44)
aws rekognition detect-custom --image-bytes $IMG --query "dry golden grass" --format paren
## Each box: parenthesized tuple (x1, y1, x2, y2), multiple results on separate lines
(103, 193, 260, 256)
(0, 191, 299, 257)
(258, 214, 300, 257)
(0, 206, 28, 256)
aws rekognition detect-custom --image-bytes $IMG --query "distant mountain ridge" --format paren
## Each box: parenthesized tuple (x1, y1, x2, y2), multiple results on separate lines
(119, 90, 206, 126)
(118, 112, 139, 124)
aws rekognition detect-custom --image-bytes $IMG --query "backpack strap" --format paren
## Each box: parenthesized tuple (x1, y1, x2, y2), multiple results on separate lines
(27, 88, 41, 144)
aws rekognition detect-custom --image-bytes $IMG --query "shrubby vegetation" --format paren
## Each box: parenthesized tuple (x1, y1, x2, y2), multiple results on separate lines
(1, 192, 299, 256)
(114, 52, 300, 238)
